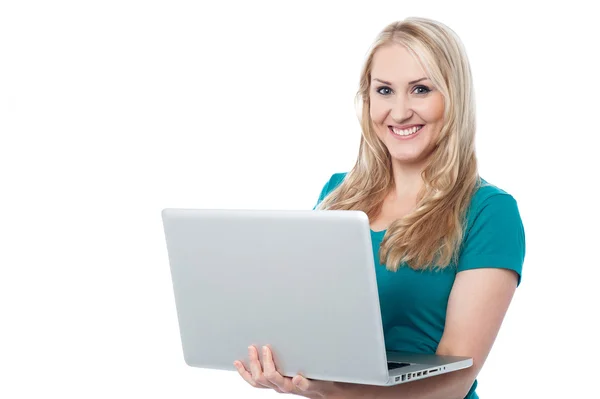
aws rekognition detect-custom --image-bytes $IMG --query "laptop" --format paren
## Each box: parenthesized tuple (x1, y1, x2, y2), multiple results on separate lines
(161, 208, 472, 386)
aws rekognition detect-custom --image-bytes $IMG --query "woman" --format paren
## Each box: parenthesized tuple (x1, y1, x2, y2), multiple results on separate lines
(234, 16, 525, 399)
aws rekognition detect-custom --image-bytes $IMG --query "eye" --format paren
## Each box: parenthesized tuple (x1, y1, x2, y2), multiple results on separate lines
(376, 86, 393, 96)
(413, 85, 431, 95)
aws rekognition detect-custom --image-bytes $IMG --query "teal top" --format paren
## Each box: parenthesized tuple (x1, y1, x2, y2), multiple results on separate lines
(314, 172, 525, 399)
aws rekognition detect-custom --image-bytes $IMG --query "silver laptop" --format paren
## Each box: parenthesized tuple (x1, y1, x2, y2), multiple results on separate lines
(161, 208, 472, 386)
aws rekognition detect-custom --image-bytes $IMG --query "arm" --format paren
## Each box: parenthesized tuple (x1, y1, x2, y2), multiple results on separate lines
(335, 267, 519, 399)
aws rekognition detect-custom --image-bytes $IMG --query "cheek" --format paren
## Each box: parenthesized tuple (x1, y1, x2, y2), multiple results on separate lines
(369, 99, 387, 124)
(414, 95, 444, 123)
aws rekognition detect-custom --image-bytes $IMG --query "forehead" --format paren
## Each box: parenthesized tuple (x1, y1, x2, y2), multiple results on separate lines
(371, 43, 427, 82)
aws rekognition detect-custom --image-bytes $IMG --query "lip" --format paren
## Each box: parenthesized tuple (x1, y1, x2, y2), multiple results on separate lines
(388, 125, 425, 140)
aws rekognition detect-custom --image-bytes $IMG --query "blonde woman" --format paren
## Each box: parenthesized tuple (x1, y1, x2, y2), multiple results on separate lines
(234, 17, 525, 399)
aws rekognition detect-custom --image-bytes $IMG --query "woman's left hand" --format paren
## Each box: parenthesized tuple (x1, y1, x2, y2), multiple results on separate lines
(234, 345, 342, 398)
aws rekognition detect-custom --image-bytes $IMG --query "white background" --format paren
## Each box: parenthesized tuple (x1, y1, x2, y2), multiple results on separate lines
(1, 1, 598, 398)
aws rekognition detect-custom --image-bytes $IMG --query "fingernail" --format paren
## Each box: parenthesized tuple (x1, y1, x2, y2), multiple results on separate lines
(262, 346, 267, 354)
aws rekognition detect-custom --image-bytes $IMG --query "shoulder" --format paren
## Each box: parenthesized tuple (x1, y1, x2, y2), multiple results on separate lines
(327, 172, 348, 189)
(466, 178, 522, 226)
(471, 178, 515, 207)
(318, 172, 348, 199)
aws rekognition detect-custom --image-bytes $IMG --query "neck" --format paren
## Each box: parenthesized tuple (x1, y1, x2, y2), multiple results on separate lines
(389, 159, 426, 203)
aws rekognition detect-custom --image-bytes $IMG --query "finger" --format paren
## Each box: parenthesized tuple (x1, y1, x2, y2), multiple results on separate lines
(292, 374, 312, 392)
(233, 360, 268, 389)
(294, 376, 337, 397)
(261, 346, 296, 393)
(248, 346, 263, 380)
(247, 346, 281, 391)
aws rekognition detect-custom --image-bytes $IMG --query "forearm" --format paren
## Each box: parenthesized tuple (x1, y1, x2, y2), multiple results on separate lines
(335, 368, 474, 399)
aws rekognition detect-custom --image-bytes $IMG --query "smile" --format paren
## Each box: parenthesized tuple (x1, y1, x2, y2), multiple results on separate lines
(389, 125, 424, 137)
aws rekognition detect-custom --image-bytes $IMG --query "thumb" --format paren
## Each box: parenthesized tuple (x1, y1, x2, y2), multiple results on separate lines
(293, 375, 311, 392)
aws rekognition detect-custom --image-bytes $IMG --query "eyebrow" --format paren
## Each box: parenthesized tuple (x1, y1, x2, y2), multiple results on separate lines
(373, 77, 429, 85)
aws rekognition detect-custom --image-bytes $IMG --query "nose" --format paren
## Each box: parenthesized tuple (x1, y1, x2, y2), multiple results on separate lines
(390, 94, 413, 122)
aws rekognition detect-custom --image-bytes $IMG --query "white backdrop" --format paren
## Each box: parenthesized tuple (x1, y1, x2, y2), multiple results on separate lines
(1, 1, 599, 398)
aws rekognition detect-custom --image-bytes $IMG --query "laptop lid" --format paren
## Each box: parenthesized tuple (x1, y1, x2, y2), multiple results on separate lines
(162, 208, 391, 385)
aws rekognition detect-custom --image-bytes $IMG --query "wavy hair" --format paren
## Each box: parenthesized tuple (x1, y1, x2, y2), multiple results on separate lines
(317, 17, 481, 272)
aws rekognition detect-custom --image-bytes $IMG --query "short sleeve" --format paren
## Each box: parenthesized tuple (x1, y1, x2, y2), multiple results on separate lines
(457, 194, 526, 286)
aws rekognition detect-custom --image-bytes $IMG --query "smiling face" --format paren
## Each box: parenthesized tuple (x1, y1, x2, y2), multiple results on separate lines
(369, 43, 445, 167)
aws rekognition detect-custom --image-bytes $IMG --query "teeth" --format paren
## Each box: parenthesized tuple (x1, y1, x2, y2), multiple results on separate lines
(392, 125, 423, 136)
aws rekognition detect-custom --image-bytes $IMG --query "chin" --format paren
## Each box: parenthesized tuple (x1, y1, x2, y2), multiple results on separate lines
(388, 149, 424, 162)
(390, 156, 422, 165)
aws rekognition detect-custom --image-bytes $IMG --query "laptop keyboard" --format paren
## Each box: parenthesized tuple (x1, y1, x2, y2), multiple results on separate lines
(387, 362, 411, 370)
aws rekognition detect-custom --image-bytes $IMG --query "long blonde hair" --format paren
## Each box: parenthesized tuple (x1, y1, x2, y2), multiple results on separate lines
(317, 17, 480, 272)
